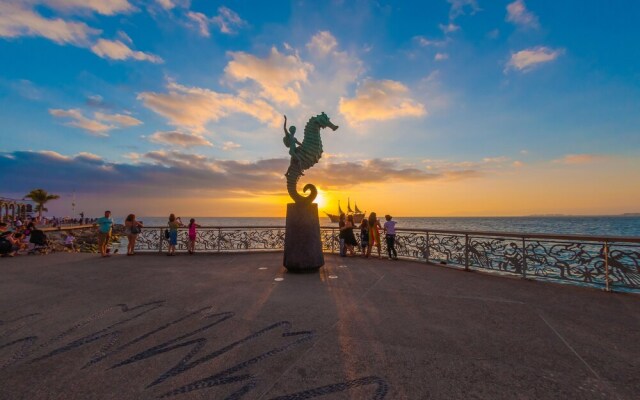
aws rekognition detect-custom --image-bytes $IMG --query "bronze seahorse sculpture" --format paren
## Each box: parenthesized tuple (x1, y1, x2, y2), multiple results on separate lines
(283, 112, 338, 204)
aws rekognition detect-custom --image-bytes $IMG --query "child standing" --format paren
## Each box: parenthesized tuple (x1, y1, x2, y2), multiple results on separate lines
(167, 214, 182, 256)
(64, 231, 76, 252)
(383, 215, 398, 260)
(188, 218, 201, 254)
(359, 218, 369, 257)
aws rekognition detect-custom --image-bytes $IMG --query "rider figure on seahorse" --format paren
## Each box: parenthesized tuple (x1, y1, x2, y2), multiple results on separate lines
(283, 116, 303, 177)
(282, 113, 339, 204)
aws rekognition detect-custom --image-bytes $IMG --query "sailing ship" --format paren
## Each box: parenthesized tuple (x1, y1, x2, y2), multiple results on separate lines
(324, 198, 366, 224)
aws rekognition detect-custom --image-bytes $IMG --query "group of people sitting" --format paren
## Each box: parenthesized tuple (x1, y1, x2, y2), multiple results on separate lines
(0, 222, 31, 256)
(338, 212, 398, 260)
(0, 220, 76, 257)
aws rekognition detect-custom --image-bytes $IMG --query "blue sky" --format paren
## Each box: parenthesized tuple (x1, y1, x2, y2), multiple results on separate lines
(1, 0, 639, 216)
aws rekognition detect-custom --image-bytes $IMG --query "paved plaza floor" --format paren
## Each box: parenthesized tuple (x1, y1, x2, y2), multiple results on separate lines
(0, 252, 638, 399)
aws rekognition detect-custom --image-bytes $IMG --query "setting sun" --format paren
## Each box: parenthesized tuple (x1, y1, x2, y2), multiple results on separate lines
(314, 189, 328, 209)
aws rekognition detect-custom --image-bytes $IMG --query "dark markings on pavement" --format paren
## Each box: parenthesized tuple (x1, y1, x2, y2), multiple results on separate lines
(0, 303, 389, 399)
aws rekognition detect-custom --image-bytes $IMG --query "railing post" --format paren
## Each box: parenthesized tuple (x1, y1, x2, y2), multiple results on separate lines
(604, 240, 610, 292)
(522, 237, 527, 279)
(158, 228, 163, 253)
(331, 228, 335, 254)
(425, 231, 430, 263)
(217, 228, 222, 253)
(465, 234, 470, 271)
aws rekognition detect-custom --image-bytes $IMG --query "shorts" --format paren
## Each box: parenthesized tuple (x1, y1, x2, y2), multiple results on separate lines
(169, 231, 178, 246)
(98, 232, 110, 246)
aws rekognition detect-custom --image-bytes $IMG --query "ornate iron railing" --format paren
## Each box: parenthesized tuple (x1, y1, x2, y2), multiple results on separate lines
(134, 226, 640, 293)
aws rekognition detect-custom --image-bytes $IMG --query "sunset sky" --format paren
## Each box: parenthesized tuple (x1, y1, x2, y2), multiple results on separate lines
(1, 0, 639, 217)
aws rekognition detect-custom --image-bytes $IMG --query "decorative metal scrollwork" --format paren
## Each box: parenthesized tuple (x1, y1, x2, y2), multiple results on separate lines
(132, 226, 640, 292)
(428, 234, 466, 264)
(468, 237, 524, 273)
(391, 232, 429, 260)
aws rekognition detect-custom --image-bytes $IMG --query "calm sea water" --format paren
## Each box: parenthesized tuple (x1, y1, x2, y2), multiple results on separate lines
(115, 216, 640, 237)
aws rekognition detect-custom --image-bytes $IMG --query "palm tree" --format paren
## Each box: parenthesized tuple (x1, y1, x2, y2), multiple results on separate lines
(24, 189, 60, 220)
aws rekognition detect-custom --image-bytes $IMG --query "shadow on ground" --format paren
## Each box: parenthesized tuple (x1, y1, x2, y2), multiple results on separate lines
(0, 253, 638, 399)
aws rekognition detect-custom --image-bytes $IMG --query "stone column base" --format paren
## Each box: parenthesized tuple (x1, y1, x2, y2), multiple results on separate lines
(283, 202, 324, 272)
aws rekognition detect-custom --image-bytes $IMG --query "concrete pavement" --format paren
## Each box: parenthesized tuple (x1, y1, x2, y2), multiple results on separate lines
(0, 252, 638, 399)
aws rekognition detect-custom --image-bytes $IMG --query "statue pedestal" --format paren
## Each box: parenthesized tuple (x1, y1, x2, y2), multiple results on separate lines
(283, 203, 324, 272)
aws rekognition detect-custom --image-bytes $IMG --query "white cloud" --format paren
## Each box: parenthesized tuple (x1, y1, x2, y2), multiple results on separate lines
(186, 11, 210, 37)
(0, 3, 159, 65)
(49, 108, 142, 135)
(95, 112, 142, 127)
(339, 79, 426, 124)
(49, 109, 113, 136)
(506, 0, 539, 29)
(505, 46, 563, 72)
(148, 131, 213, 148)
(447, 0, 480, 20)
(212, 6, 246, 34)
(8, 79, 43, 100)
(301, 31, 365, 113)
(138, 81, 280, 132)
(0, 2, 100, 46)
(482, 156, 510, 163)
(414, 36, 448, 47)
(91, 39, 163, 63)
(435, 53, 449, 61)
(224, 47, 313, 107)
(186, 6, 247, 37)
(439, 23, 460, 33)
(222, 141, 241, 151)
(155, 0, 176, 10)
(116, 30, 132, 44)
(75, 151, 102, 161)
(37, 150, 70, 160)
(39, 0, 135, 16)
(306, 31, 338, 56)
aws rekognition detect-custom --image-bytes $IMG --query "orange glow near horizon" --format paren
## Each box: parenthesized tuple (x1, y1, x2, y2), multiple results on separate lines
(53, 157, 639, 217)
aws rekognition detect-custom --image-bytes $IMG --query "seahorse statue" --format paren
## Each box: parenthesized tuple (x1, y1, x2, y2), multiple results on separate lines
(283, 112, 338, 204)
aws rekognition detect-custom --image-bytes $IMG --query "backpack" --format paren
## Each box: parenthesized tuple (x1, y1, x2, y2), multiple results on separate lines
(0, 237, 12, 255)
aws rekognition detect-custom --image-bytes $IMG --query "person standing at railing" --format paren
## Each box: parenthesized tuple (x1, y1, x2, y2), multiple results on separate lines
(383, 214, 398, 260)
(360, 218, 370, 257)
(96, 210, 113, 258)
(368, 212, 382, 259)
(338, 213, 347, 257)
(167, 214, 182, 256)
(343, 215, 358, 256)
(187, 218, 201, 255)
(124, 214, 143, 256)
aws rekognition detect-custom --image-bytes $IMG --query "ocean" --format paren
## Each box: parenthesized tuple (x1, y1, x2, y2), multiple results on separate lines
(115, 216, 640, 237)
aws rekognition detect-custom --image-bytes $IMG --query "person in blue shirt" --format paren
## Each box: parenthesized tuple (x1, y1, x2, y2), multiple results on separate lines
(96, 210, 114, 257)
